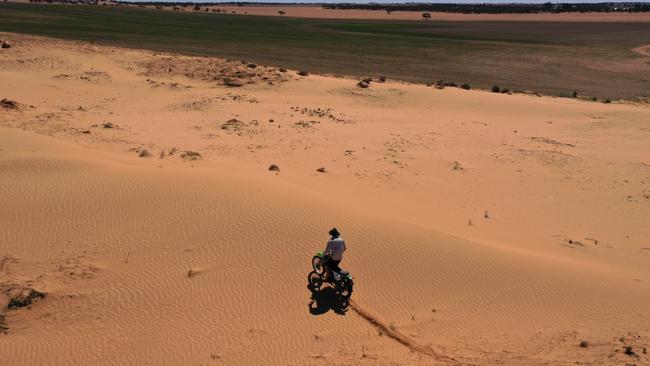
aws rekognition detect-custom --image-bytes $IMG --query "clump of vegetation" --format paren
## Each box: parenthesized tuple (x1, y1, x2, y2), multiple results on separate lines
(357, 81, 369, 88)
(378, 76, 386, 83)
(603, 99, 611, 104)
(434, 80, 458, 89)
(579, 340, 589, 348)
(7, 288, 47, 310)
(572, 90, 578, 98)
(268, 164, 280, 172)
(297, 71, 309, 77)
(422, 12, 431, 19)
(0, 98, 17, 109)
(223, 78, 243, 87)
(492, 85, 500, 93)
(461, 83, 471, 90)
(181, 150, 202, 161)
(221, 118, 244, 131)
(278, 10, 285, 15)
(501, 88, 510, 94)
(451, 161, 464, 171)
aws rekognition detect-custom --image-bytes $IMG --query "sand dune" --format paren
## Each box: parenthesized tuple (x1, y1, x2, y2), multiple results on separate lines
(1, 33, 649, 365)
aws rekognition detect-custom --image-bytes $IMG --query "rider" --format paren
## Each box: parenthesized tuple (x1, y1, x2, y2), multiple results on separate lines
(324, 228, 346, 274)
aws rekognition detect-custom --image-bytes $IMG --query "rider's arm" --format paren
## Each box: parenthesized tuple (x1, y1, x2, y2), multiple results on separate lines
(324, 240, 332, 255)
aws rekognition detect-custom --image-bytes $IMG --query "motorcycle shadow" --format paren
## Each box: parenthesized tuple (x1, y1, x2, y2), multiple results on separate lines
(307, 280, 349, 316)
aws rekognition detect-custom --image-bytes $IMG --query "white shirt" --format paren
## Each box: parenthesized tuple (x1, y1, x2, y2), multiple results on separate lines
(325, 237, 346, 261)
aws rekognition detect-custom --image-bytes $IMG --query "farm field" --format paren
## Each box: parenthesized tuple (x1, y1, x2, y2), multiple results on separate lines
(1, 2, 650, 99)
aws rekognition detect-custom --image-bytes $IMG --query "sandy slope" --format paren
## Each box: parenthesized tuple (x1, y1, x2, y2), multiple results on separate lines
(1, 33, 649, 365)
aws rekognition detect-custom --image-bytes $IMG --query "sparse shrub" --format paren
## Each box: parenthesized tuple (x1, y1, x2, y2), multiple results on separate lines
(181, 151, 202, 161)
(572, 90, 578, 98)
(379, 76, 386, 83)
(422, 12, 431, 19)
(278, 10, 285, 15)
(268, 164, 280, 172)
(434, 80, 458, 89)
(461, 83, 471, 90)
(297, 71, 309, 76)
(492, 85, 500, 93)
(247, 63, 257, 68)
(139, 149, 151, 158)
(579, 340, 589, 348)
(316, 167, 326, 173)
(223, 78, 243, 87)
(501, 88, 510, 94)
(7, 288, 47, 310)
(603, 99, 611, 104)
(0, 98, 17, 109)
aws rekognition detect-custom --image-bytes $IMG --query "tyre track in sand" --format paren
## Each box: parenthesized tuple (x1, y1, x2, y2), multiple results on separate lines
(349, 300, 461, 364)
(632, 44, 650, 57)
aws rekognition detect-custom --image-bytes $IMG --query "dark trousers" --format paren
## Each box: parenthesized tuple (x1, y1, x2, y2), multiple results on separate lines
(327, 258, 341, 273)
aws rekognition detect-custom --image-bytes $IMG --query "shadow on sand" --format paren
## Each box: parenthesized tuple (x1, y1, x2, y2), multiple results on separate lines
(307, 274, 349, 316)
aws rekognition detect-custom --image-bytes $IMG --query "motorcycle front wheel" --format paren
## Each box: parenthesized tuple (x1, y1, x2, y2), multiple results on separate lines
(312, 256, 325, 275)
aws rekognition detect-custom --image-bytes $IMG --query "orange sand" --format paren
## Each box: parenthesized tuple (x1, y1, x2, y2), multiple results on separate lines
(1, 33, 649, 365)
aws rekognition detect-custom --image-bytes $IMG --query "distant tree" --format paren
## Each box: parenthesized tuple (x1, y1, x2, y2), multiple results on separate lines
(386, 10, 391, 15)
(193, 4, 200, 11)
(422, 12, 431, 20)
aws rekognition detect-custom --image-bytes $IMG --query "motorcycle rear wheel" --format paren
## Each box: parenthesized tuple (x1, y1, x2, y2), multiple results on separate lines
(339, 280, 353, 299)
(307, 271, 323, 292)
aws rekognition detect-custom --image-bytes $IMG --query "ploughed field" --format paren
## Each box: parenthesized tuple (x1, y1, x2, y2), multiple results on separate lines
(1, 2, 650, 100)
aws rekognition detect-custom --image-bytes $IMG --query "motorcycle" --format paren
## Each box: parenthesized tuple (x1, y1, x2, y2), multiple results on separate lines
(308, 251, 353, 299)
